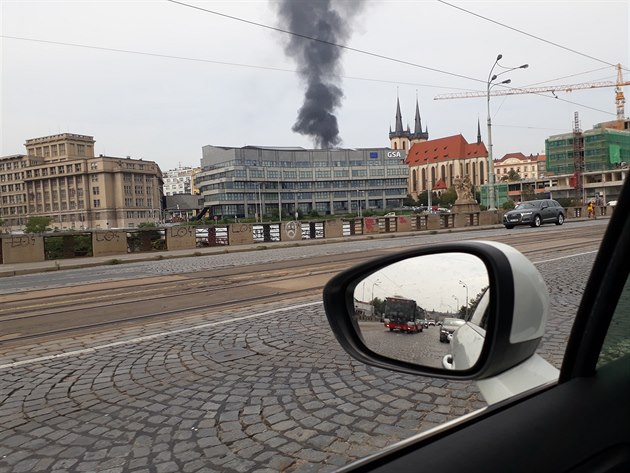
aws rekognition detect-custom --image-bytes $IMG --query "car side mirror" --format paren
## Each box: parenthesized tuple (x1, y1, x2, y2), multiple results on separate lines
(323, 241, 550, 380)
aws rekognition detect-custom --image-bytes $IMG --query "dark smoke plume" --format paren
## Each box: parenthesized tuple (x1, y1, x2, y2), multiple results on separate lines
(276, 0, 365, 148)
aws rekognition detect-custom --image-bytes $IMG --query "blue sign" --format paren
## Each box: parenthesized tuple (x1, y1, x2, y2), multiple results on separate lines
(369, 152, 378, 159)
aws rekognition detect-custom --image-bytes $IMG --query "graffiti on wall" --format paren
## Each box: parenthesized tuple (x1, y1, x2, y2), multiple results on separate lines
(168, 226, 194, 238)
(10, 235, 35, 248)
(284, 221, 299, 240)
(95, 231, 121, 242)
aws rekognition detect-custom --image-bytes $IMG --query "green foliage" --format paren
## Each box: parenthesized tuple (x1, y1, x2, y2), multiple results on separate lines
(417, 191, 429, 206)
(44, 234, 93, 259)
(24, 216, 52, 233)
(371, 297, 385, 317)
(507, 169, 521, 181)
(403, 194, 418, 207)
(438, 187, 457, 207)
(502, 200, 516, 210)
(362, 209, 374, 217)
(138, 221, 157, 228)
(309, 209, 320, 218)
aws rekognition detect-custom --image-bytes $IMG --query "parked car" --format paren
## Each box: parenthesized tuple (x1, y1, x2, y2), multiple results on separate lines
(439, 317, 466, 343)
(322, 174, 629, 472)
(502, 199, 565, 229)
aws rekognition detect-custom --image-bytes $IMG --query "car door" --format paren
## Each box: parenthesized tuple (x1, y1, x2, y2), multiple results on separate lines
(327, 177, 630, 472)
(540, 199, 554, 222)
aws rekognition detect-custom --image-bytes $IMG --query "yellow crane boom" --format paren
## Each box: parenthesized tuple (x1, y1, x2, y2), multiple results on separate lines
(434, 64, 628, 119)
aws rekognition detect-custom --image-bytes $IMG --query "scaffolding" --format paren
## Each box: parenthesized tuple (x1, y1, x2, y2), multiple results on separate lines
(572, 112, 585, 202)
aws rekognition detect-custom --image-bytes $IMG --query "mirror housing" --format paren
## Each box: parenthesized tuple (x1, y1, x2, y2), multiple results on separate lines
(323, 241, 549, 380)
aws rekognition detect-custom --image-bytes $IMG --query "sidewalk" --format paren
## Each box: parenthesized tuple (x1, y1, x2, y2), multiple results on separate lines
(0, 217, 600, 278)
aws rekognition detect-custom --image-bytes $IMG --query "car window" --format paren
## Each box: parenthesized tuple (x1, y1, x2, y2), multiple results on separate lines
(598, 275, 630, 368)
(515, 202, 539, 209)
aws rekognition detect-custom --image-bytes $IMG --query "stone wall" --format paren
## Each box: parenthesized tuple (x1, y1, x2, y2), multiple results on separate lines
(1, 234, 45, 263)
(92, 230, 128, 256)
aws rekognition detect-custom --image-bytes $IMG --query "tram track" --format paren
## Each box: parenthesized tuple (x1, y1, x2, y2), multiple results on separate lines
(0, 224, 606, 345)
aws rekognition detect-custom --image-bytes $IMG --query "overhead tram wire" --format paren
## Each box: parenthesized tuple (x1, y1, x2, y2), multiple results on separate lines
(0, 35, 478, 92)
(4, 6, 613, 115)
(164, 0, 614, 117)
(437, 0, 628, 71)
(165, 0, 487, 85)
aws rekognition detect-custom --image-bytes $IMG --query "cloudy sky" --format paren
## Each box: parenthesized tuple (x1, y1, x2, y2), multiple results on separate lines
(1, 0, 628, 172)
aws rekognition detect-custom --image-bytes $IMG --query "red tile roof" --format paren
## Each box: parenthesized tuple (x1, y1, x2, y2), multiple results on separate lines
(434, 178, 447, 190)
(406, 134, 487, 165)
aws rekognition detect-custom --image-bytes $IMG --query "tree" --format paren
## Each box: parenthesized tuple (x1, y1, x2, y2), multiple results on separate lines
(438, 187, 457, 207)
(24, 216, 52, 233)
(403, 194, 418, 207)
(371, 297, 386, 317)
(521, 185, 536, 201)
(502, 200, 516, 210)
(507, 169, 521, 181)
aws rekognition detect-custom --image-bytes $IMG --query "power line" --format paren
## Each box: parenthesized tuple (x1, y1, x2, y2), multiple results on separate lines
(437, 0, 627, 71)
(165, 0, 487, 85)
(165, 1, 617, 116)
(0, 35, 476, 92)
(522, 67, 612, 88)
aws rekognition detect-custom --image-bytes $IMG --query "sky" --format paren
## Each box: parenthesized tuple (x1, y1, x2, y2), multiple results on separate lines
(1, 0, 628, 173)
(357, 252, 489, 314)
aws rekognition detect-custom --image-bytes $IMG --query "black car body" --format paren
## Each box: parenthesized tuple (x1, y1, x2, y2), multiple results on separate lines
(503, 199, 565, 229)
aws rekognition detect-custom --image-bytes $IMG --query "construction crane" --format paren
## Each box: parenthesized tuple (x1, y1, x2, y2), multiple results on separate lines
(434, 64, 629, 119)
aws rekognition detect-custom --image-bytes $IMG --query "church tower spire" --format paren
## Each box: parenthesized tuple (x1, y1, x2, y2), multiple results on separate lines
(395, 96, 404, 134)
(411, 96, 429, 142)
(389, 94, 411, 150)
(477, 118, 482, 144)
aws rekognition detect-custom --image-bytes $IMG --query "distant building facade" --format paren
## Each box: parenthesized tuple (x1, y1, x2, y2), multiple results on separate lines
(405, 132, 488, 199)
(545, 119, 630, 175)
(163, 166, 200, 196)
(0, 133, 163, 231)
(195, 145, 409, 218)
(494, 152, 545, 181)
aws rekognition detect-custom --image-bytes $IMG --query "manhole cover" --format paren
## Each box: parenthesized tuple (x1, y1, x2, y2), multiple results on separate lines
(208, 348, 256, 362)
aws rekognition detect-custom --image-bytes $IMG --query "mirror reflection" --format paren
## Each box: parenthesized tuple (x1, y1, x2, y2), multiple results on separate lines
(353, 253, 489, 370)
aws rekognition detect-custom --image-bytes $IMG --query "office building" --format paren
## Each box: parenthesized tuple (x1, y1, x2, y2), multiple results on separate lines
(0, 133, 163, 231)
(195, 145, 409, 218)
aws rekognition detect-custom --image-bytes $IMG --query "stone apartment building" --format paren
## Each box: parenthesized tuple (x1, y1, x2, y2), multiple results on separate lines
(494, 152, 546, 181)
(0, 133, 163, 231)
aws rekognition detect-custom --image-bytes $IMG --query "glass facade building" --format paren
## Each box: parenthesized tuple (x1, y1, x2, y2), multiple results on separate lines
(195, 145, 409, 218)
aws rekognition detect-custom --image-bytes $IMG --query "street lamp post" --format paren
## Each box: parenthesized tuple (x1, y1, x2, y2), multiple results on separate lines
(451, 294, 459, 313)
(459, 280, 468, 317)
(370, 279, 381, 302)
(487, 54, 528, 210)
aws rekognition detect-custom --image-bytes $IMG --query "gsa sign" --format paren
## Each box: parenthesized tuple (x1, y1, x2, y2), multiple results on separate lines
(387, 151, 403, 158)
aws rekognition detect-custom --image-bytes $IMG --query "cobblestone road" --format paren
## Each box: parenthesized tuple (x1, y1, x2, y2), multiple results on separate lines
(0, 237, 597, 472)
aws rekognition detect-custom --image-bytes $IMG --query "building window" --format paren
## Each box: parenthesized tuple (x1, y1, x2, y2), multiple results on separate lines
(77, 144, 85, 156)
(92, 187, 100, 195)
(93, 199, 101, 207)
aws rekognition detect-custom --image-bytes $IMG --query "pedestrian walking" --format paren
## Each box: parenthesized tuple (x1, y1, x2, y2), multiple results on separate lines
(587, 201, 594, 218)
